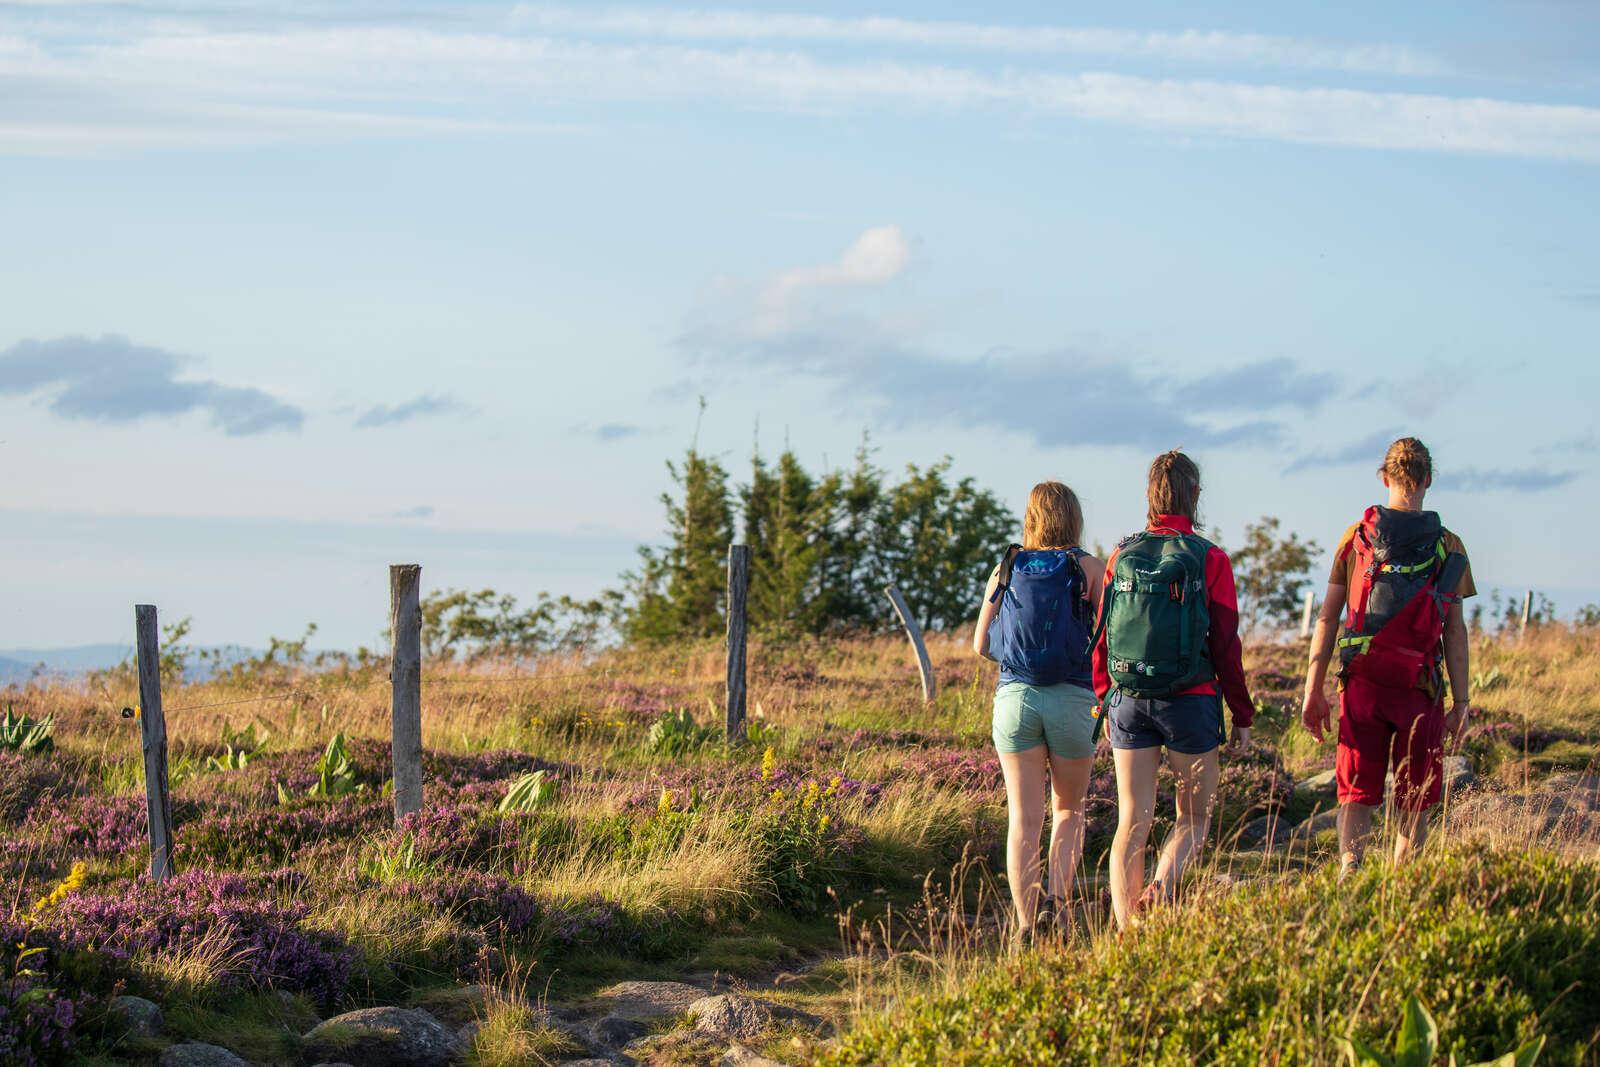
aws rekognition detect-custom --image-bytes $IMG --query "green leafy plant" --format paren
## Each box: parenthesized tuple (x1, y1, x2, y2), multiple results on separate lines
(1337, 995, 1544, 1067)
(0, 705, 54, 754)
(1472, 667, 1505, 693)
(206, 721, 270, 771)
(498, 770, 558, 813)
(645, 707, 720, 756)
(278, 732, 359, 803)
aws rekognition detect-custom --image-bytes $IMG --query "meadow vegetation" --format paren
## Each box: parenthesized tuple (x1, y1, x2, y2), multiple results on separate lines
(3, 621, 1598, 1065)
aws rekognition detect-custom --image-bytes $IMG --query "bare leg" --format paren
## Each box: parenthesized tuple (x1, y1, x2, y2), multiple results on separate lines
(1392, 807, 1430, 865)
(1046, 753, 1094, 913)
(997, 746, 1049, 932)
(1338, 802, 1377, 875)
(1110, 746, 1160, 930)
(1151, 747, 1220, 901)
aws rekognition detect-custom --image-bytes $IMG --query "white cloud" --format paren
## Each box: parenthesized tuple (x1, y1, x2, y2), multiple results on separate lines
(753, 225, 910, 333)
(1, 14, 1597, 161)
(513, 7, 1446, 78)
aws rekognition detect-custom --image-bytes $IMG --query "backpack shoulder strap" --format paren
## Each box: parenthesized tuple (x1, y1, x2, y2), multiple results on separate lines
(990, 543, 1023, 604)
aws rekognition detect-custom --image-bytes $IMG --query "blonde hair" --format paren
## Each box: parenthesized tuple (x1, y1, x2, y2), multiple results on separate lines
(1147, 450, 1201, 526)
(1380, 436, 1432, 491)
(1023, 481, 1084, 550)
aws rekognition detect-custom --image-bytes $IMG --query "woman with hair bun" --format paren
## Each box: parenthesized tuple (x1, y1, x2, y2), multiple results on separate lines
(1090, 450, 1254, 929)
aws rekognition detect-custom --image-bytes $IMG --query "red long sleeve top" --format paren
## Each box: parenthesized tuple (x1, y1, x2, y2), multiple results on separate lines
(1091, 513, 1255, 728)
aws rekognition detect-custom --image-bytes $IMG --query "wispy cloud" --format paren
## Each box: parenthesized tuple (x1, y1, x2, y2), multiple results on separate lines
(1282, 428, 1401, 474)
(2, 11, 1598, 161)
(590, 422, 645, 442)
(0, 334, 302, 435)
(1433, 467, 1580, 493)
(386, 505, 435, 519)
(513, 7, 1448, 77)
(353, 393, 472, 429)
(680, 225, 1319, 451)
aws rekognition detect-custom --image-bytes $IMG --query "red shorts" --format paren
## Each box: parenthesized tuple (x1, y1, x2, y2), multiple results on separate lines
(1336, 675, 1444, 811)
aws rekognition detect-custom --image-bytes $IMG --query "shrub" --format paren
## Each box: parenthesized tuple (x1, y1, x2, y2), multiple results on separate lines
(645, 707, 720, 756)
(0, 706, 54, 755)
(824, 845, 1600, 1066)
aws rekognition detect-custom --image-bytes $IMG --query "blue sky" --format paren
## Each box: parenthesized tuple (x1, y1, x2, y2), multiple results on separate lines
(2, 0, 1597, 648)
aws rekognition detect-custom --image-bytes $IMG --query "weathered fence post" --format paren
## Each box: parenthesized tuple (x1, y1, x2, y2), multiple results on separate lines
(1519, 589, 1534, 640)
(389, 564, 423, 824)
(134, 605, 174, 882)
(885, 584, 936, 703)
(726, 544, 750, 744)
(1299, 589, 1316, 640)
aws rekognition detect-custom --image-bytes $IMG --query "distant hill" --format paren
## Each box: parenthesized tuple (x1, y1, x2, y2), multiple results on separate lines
(0, 644, 130, 684)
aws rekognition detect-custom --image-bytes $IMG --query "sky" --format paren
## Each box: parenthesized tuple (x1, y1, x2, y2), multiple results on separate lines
(2, 0, 1598, 650)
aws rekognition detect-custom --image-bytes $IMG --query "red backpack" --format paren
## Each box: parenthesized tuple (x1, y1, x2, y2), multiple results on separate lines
(1338, 506, 1467, 690)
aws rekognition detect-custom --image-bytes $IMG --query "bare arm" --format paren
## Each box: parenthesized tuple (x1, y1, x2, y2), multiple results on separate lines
(1442, 601, 1470, 747)
(1301, 582, 1348, 741)
(972, 567, 1001, 659)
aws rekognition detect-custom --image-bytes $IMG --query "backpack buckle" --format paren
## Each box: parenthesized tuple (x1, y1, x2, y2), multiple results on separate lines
(1169, 581, 1183, 602)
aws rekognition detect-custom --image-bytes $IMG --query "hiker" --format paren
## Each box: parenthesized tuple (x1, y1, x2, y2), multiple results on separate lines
(1301, 437, 1473, 874)
(974, 481, 1104, 943)
(1091, 450, 1254, 929)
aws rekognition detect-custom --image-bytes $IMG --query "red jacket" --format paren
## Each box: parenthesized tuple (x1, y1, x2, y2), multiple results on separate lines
(1091, 514, 1255, 729)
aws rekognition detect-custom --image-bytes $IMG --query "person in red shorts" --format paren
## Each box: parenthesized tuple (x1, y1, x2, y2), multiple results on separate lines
(1301, 437, 1474, 875)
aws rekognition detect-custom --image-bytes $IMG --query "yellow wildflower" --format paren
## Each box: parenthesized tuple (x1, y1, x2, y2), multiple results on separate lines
(770, 788, 785, 803)
(827, 775, 842, 797)
(760, 746, 776, 783)
(801, 780, 821, 810)
(32, 861, 86, 914)
(657, 789, 674, 816)
(818, 814, 831, 832)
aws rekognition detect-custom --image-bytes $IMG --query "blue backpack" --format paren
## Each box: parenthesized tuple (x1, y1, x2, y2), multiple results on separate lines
(986, 544, 1095, 686)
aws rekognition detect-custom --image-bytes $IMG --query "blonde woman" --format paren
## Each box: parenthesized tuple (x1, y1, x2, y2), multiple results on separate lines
(973, 482, 1103, 943)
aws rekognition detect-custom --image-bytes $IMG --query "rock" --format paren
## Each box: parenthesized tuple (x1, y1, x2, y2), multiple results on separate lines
(457, 1020, 480, 1048)
(722, 1044, 794, 1067)
(594, 979, 706, 1021)
(690, 993, 825, 1040)
(1536, 772, 1600, 812)
(1234, 813, 1286, 851)
(157, 1043, 250, 1067)
(1278, 809, 1339, 851)
(691, 994, 774, 1039)
(556, 1061, 614, 1067)
(302, 1006, 463, 1067)
(110, 994, 163, 1038)
(1294, 770, 1337, 799)
(1443, 754, 1474, 791)
(592, 1013, 650, 1046)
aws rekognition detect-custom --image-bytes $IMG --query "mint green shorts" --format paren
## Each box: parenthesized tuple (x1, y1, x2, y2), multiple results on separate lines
(991, 682, 1098, 759)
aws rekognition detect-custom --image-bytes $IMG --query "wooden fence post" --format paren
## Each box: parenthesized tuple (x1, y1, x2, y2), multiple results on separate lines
(885, 584, 936, 703)
(134, 605, 174, 882)
(389, 564, 423, 824)
(1299, 589, 1316, 640)
(1520, 589, 1534, 640)
(726, 544, 750, 744)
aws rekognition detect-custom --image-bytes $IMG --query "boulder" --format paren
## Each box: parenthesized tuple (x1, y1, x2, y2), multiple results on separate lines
(592, 1014, 650, 1046)
(157, 1043, 250, 1067)
(1293, 770, 1337, 800)
(1234, 813, 1286, 851)
(593, 980, 706, 1021)
(110, 994, 163, 1038)
(722, 1044, 795, 1067)
(302, 1006, 463, 1067)
(1278, 809, 1339, 851)
(691, 994, 774, 1040)
(1443, 754, 1474, 791)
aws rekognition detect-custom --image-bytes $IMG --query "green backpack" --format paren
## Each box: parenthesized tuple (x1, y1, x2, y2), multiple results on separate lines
(1094, 531, 1215, 699)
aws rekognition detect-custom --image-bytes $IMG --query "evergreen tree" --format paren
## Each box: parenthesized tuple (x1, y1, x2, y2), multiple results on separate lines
(624, 411, 736, 641)
(813, 434, 884, 629)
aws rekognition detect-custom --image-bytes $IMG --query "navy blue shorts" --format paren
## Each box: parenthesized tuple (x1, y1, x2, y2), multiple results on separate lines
(1106, 690, 1225, 754)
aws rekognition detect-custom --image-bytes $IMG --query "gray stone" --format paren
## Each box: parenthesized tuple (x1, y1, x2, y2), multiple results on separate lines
(157, 1043, 250, 1067)
(1443, 754, 1474, 791)
(691, 994, 774, 1039)
(593, 979, 706, 1021)
(592, 1014, 649, 1046)
(722, 1044, 794, 1067)
(1234, 813, 1286, 851)
(110, 994, 163, 1038)
(1294, 769, 1337, 799)
(302, 1006, 463, 1067)
(1277, 809, 1340, 851)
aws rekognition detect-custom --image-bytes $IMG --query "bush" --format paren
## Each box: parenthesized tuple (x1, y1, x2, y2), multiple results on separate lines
(824, 845, 1600, 1066)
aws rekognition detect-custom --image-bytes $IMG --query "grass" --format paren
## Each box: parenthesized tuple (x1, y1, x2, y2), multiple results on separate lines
(2, 626, 1596, 1065)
